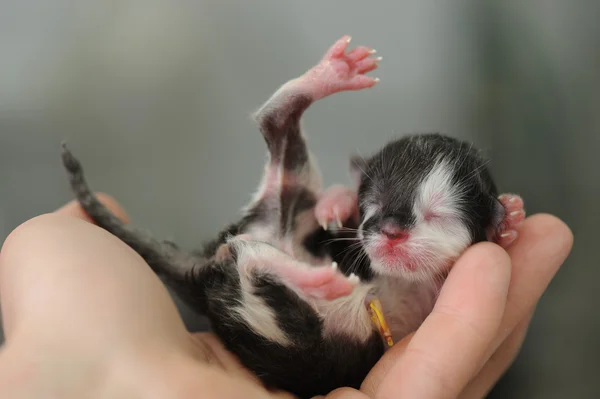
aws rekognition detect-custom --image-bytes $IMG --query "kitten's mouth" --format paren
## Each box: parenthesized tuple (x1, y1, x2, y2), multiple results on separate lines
(365, 238, 417, 272)
(372, 244, 408, 260)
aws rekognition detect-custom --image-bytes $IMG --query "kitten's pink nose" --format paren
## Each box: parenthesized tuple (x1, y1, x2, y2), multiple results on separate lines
(380, 222, 409, 243)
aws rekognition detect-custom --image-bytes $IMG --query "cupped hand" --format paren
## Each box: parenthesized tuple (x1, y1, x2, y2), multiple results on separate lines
(0, 194, 572, 399)
(320, 213, 573, 399)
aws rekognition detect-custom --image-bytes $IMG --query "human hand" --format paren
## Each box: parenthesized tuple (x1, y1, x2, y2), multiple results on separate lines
(317, 213, 573, 399)
(0, 194, 572, 399)
(0, 194, 294, 399)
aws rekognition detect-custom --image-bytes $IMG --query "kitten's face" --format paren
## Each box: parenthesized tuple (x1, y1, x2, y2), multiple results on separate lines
(354, 135, 499, 282)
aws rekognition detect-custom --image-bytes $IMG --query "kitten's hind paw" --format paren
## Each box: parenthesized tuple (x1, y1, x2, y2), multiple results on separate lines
(493, 193, 526, 248)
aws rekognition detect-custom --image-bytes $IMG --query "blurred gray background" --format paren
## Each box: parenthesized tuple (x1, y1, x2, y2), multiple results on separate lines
(0, 1, 598, 397)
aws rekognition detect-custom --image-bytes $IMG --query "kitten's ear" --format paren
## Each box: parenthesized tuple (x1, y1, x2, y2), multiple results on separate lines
(349, 155, 368, 188)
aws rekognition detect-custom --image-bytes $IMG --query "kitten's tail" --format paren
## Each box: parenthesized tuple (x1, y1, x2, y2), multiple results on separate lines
(60, 142, 200, 281)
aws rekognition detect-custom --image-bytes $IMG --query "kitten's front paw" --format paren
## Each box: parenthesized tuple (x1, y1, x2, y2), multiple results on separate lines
(294, 262, 360, 301)
(315, 184, 359, 231)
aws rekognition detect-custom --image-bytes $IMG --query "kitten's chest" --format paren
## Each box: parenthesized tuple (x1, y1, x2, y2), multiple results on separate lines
(244, 208, 329, 265)
(374, 277, 440, 341)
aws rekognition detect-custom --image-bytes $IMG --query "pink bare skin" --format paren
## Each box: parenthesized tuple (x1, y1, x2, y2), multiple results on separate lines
(495, 194, 526, 247)
(261, 260, 357, 301)
(295, 35, 380, 100)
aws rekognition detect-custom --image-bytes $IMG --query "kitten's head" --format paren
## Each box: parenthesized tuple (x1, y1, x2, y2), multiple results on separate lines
(353, 133, 503, 282)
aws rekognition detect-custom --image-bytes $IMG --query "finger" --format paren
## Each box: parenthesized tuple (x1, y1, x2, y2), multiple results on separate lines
(147, 358, 291, 399)
(360, 331, 414, 396)
(314, 387, 368, 399)
(460, 310, 534, 399)
(482, 214, 572, 362)
(55, 192, 130, 224)
(370, 242, 511, 399)
(191, 333, 263, 383)
(0, 213, 183, 348)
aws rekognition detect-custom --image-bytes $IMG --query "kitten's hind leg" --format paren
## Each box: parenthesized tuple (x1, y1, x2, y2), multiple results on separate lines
(489, 193, 526, 247)
(250, 35, 381, 205)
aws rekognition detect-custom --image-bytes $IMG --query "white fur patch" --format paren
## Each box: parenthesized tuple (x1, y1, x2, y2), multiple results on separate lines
(244, 224, 277, 244)
(231, 242, 293, 347)
(414, 159, 465, 222)
(233, 276, 292, 347)
(358, 204, 379, 240)
(317, 283, 376, 343)
(407, 160, 471, 279)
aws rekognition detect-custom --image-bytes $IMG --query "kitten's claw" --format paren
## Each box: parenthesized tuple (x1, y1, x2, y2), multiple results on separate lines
(315, 185, 359, 232)
(334, 208, 343, 229)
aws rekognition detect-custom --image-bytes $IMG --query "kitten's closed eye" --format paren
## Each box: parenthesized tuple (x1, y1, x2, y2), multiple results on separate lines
(423, 210, 440, 222)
